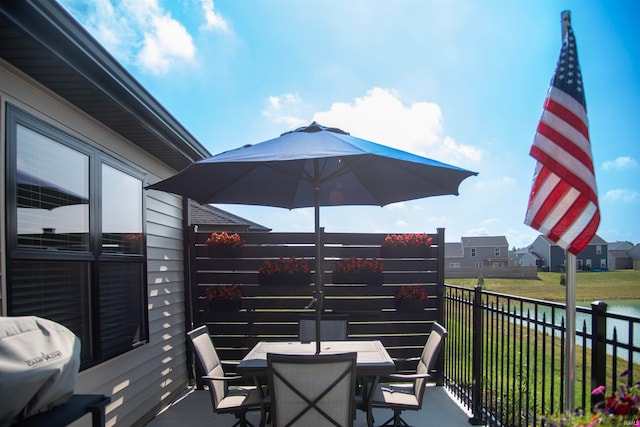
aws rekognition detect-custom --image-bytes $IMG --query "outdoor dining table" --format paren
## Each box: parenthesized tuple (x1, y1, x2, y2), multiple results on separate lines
(237, 340, 395, 427)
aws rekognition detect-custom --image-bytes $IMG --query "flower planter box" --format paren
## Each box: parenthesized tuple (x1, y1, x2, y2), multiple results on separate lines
(208, 245, 242, 258)
(332, 272, 384, 285)
(209, 299, 241, 312)
(381, 246, 428, 258)
(258, 272, 312, 286)
(395, 299, 425, 312)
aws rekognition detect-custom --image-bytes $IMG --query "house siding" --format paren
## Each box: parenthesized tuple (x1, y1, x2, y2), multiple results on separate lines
(1, 61, 188, 426)
(528, 235, 609, 272)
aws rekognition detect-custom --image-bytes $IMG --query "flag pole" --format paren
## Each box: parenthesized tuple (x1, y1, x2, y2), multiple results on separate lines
(525, 7, 597, 411)
(560, 10, 576, 413)
(565, 252, 576, 412)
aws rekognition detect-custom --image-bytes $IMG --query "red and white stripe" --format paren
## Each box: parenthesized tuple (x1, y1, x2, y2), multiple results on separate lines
(525, 87, 599, 255)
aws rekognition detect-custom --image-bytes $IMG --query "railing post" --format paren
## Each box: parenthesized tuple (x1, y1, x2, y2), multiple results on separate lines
(435, 228, 446, 386)
(469, 285, 484, 425)
(436, 228, 445, 325)
(591, 301, 607, 408)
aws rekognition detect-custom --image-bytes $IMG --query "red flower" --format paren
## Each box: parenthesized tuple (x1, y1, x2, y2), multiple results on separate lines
(259, 257, 310, 275)
(395, 285, 429, 301)
(205, 232, 245, 248)
(381, 233, 433, 248)
(332, 257, 383, 274)
(615, 401, 632, 416)
(123, 233, 142, 242)
(206, 285, 242, 301)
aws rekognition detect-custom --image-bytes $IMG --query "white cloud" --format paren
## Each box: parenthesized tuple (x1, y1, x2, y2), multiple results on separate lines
(312, 87, 483, 166)
(200, 0, 230, 32)
(466, 227, 490, 236)
(395, 220, 409, 227)
(59, 0, 196, 75)
(603, 189, 639, 203)
(138, 13, 196, 75)
(385, 202, 405, 210)
(602, 156, 639, 171)
(261, 93, 308, 128)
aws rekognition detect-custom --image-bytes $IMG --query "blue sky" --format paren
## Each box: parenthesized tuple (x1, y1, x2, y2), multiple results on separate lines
(57, 0, 640, 249)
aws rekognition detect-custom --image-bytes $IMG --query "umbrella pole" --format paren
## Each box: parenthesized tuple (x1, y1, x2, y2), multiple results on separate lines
(315, 183, 323, 354)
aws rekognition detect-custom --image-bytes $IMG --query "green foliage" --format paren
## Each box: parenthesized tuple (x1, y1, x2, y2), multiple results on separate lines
(560, 273, 566, 286)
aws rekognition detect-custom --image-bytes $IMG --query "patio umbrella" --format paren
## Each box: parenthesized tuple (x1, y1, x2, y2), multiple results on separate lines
(148, 122, 478, 353)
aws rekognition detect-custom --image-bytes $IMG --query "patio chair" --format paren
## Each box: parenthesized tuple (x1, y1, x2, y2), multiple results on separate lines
(267, 352, 357, 427)
(298, 314, 348, 342)
(368, 322, 447, 427)
(187, 326, 265, 427)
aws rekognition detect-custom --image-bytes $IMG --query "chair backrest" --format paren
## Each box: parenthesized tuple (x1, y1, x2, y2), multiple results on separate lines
(414, 322, 447, 405)
(298, 314, 348, 343)
(267, 352, 357, 427)
(187, 326, 226, 410)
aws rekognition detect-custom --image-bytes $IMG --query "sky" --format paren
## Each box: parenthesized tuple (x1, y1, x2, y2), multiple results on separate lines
(56, 0, 640, 249)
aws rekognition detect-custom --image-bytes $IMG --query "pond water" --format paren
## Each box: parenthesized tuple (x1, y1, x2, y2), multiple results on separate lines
(515, 299, 640, 363)
(600, 299, 640, 318)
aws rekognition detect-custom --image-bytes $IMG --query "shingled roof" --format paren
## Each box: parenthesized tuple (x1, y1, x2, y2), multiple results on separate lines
(188, 200, 270, 232)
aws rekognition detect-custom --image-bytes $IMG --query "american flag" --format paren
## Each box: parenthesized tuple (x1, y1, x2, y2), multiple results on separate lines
(525, 14, 599, 255)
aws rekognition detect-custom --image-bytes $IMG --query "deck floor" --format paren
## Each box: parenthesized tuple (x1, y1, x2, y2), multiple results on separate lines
(145, 384, 477, 427)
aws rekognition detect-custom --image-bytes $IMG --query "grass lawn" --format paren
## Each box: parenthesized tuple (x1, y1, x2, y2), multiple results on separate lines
(445, 269, 640, 303)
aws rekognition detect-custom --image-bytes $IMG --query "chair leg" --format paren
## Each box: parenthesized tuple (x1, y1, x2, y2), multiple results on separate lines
(378, 410, 409, 427)
(231, 410, 255, 427)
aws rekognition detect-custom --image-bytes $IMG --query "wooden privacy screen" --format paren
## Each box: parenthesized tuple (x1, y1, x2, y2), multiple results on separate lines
(189, 229, 445, 366)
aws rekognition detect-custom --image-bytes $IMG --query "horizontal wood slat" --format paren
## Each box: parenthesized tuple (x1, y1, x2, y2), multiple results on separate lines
(190, 230, 445, 368)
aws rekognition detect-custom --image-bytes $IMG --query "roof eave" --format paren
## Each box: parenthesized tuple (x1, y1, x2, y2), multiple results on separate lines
(0, 0, 210, 171)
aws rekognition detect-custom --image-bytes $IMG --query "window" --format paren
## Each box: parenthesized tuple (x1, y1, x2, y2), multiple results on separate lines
(494, 247, 501, 257)
(448, 263, 460, 268)
(470, 248, 476, 257)
(475, 262, 483, 268)
(596, 245, 602, 255)
(5, 105, 148, 368)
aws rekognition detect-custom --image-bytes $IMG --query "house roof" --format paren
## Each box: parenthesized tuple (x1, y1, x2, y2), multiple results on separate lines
(608, 241, 633, 251)
(536, 233, 607, 246)
(0, 0, 210, 171)
(461, 236, 509, 247)
(188, 201, 270, 231)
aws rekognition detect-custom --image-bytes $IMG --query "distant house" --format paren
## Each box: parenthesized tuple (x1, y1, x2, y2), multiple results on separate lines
(444, 236, 538, 279)
(445, 236, 510, 269)
(444, 242, 464, 268)
(528, 234, 608, 272)
(607, 241, 633, 270)
(629, 244, 640, 270)
(513, 249, 542, 269)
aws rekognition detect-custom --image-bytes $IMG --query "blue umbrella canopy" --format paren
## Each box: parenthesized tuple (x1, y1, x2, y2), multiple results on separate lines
(148, 122, 477, 208)
(149, 122, 477, 353)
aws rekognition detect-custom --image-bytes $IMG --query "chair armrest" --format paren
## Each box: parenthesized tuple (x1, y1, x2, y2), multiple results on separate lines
(387, 372, 431, 381)
(203, 374, 243, 381)
(391, 357, 419, 363)
(221, 360, 240, 366)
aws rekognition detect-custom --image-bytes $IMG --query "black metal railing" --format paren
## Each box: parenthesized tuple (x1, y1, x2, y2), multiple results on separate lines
(443, 284, 640, 427)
